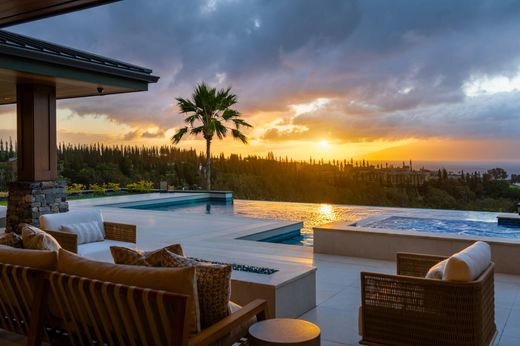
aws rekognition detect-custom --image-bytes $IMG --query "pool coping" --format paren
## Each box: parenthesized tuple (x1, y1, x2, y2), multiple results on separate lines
(314, 221, 520, 274)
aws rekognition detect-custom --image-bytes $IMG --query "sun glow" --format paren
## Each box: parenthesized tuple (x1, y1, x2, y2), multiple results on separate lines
(319, 140, 329, 148)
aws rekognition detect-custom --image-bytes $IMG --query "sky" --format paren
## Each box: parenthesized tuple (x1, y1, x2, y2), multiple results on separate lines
(2, 0, 520, 162)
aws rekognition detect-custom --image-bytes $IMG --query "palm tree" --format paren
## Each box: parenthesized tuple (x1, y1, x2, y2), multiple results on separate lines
(172, 83, 252, 190)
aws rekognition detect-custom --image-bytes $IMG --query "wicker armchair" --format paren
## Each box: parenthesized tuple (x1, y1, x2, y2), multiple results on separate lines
(360, 252, 496, 346)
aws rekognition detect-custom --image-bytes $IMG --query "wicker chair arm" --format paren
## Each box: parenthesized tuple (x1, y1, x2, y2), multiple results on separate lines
(189, 299, 269, 346)
(396, 252, 448, 277)
(103, 222, 136, 243)
(45, 230, 78, 253)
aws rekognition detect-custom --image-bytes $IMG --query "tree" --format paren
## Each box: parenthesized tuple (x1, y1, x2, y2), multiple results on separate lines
(171, 83, 252, 190)
(487, 167, 508, 180)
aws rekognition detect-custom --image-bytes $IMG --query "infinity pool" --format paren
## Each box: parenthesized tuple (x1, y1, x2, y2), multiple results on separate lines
(125, 198, 519, 246)
(128, 199, 383, 246)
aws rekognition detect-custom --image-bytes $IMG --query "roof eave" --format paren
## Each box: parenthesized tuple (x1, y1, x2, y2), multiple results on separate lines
(1, 45, 159, 84)
(0, 0, 122, 28)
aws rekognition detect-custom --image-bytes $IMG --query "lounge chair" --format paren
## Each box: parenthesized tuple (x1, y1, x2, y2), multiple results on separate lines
(359, 246, 496, 346)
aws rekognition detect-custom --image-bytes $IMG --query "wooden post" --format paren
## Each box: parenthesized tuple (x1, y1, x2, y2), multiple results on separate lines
(16, 83, 57, 181)
(5, 83, 67, 233)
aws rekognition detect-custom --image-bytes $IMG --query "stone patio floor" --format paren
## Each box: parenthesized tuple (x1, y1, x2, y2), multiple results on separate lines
(1, 194, 519, 345)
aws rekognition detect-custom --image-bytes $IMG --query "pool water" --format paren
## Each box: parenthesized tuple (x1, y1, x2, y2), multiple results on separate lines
(362, 216, 520, 239)
(133, 199, 383, 246)
(128, 199, 520, 246)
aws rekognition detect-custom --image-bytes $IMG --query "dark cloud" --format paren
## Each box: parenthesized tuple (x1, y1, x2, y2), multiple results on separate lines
(7, 0, 520, 142)
(123, 130, 140, 141)
(141, 129, 165, 138)
(289, 93, 520, 142)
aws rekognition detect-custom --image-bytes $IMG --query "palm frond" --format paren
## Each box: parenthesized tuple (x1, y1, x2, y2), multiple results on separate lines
(184, 114, 200, 125)
(232, 118, 252, 128)
(210, 119, 228, 139)
(231, 129, 248, 144)
(176, 97, 197, 114)
(171, 127, 189, 144)
(222, 109, 240, 120)
(190, 126, 205, 135)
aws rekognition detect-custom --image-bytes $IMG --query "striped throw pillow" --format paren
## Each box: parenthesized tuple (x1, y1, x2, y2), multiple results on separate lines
(61, 221, 104, 244)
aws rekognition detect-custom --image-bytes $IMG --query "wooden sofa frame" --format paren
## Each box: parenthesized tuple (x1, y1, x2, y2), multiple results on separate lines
(0, 262, 269, 346)
(360, 252, 496, 346)
(45, 221, 136, 253)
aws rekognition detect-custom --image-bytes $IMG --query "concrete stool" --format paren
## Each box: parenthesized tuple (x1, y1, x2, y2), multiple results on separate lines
(249, 318, 320, 346)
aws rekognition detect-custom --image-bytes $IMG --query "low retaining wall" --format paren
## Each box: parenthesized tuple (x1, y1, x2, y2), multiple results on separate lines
(231, 268, 316, 318)
(314, 223, 520, 275)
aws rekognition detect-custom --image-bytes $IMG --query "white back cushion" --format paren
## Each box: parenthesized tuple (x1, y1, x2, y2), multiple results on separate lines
(443, 241, 491, 282)
(40, 210, 104, 236)
(61, 221, 104, 244)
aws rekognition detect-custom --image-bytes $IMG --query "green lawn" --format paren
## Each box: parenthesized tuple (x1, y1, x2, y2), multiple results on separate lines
(0, 200, 6, 206)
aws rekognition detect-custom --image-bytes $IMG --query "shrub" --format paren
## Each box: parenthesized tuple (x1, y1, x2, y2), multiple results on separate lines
(107, 182, 121, 192)
(66, 184, 86, 195)
(126, 180, 154, 192)
(90, 183, 107, 195)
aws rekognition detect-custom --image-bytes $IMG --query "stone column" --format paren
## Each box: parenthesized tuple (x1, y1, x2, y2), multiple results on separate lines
(6, 83, 69, 233)
(6, 181, 68, 232)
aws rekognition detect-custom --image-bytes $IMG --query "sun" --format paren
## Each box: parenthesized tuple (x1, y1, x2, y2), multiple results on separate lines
(319, 140, 329, 148)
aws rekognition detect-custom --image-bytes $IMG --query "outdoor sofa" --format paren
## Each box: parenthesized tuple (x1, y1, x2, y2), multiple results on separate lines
(359, 241, 496, 346)
(0, 244, 269, 345)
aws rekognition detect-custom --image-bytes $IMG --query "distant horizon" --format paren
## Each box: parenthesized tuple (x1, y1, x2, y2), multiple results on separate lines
(2, 136, 518, 174)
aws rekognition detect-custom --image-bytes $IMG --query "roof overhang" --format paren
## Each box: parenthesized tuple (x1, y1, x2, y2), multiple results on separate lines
(0, 30, 159, 105)
(0, 0, 121, 28)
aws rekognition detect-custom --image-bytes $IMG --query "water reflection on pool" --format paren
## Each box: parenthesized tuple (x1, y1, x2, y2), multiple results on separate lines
(135, 199, 382, 246)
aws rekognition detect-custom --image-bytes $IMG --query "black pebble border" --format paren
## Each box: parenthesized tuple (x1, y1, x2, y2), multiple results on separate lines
(189, 257, 278, 275)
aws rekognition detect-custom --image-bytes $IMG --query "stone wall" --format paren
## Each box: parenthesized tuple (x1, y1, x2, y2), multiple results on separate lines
(6, 180, 69, 233)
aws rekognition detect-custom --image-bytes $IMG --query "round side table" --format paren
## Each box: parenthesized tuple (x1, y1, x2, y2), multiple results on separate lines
(248, 318, 320, 346)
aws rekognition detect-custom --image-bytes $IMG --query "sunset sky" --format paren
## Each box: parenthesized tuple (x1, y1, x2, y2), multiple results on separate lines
(1, 0, 520, 162)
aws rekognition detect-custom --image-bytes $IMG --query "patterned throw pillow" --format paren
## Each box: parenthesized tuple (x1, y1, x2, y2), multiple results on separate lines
(159, 250, 232, 329)
(110, 244, 184, 266)
(20, 224, 61, 252)
(61, 221, 104, 244)
(110, 246, 149, 266)
(0, 232, 23, 248)
(144, 244, 184, 266)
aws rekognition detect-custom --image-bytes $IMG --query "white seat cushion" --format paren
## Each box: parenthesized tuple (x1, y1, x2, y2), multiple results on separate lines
(78, 240, 136, 262)
(61, 221, 104, 244)
(40, 209, 105, 236)
(443, 241, 491, 282)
